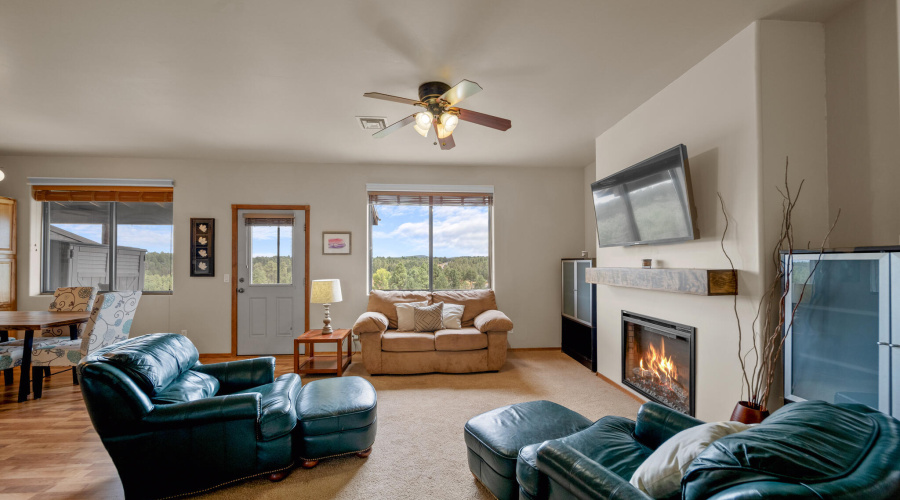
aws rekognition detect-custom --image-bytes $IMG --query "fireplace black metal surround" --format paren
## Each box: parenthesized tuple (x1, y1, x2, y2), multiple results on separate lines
(621, 311, 696, 416)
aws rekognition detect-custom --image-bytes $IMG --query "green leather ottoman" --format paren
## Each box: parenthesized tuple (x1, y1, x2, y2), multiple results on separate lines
(294, 376, 377, 468)
(464, 400, 592, 500)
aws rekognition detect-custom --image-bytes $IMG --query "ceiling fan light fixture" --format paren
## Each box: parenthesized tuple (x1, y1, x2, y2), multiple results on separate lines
(436, 122, 453, 139)
(415, 111, 433, 128)
(440, 112, 459, 133)
(413, 123, 430, 137)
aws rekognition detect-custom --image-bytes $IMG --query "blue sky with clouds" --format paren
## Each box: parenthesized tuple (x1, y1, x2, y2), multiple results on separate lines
(56, 224, 174, 253)
(372, 205, 489, 258)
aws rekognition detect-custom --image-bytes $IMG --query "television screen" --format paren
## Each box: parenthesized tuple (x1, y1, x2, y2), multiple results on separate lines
(592, 144, 699, 248)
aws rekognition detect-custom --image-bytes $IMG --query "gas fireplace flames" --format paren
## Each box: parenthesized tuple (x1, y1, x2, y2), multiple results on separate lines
(638, 340, 678, 389)
(630, 338, 689, 414)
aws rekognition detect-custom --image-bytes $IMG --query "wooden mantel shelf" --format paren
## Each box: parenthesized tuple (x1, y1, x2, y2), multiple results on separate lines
(585, 267, 738, 296)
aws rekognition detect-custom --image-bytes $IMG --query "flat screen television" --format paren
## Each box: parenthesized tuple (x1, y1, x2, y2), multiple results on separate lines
(592, 144, 700, 248)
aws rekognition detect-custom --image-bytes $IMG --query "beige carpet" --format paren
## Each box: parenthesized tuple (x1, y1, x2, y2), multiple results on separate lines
(198, 350, 641, 500)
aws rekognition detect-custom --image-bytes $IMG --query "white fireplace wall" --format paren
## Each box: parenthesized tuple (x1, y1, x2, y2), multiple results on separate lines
(592, 21, 830, 421)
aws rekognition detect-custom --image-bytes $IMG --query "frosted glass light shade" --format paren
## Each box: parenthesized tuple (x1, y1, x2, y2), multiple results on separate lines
(311, 279, 342, 303)
(413, 123, 430, 137)
(440, 112, 459, 133)
(415, 111, 433, 128)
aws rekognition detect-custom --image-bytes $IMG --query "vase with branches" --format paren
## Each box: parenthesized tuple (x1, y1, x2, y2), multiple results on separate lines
(718, 159, 839, 422)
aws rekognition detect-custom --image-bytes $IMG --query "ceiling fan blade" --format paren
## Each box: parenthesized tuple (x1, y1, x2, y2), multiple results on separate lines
(363, 92, 421, 106)
(439, 80, 483, 107)
(372, 114, 416, 138)
(433, 121, 456, 150)
(456, 108, 511, 131)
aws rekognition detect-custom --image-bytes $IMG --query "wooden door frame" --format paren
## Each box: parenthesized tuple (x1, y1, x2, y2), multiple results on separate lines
(231, 204, 310, 355)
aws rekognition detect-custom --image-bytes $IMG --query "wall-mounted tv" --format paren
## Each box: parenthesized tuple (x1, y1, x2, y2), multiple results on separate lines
(592, 144, 700, 248)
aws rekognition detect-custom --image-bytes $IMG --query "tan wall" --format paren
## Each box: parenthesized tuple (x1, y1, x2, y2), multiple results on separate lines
(583, 162, 597, 258)
(592, 21, 829, 421)
(0, 158, 585, 352)
(824, 0, 900, 246)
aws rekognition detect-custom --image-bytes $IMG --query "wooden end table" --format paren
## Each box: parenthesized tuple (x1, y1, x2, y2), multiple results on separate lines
(293, 329, 352, 376)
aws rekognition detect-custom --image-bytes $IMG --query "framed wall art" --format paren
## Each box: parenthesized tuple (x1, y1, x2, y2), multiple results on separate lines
(323, 232, 351, 255)
(190, 218, 215, 276)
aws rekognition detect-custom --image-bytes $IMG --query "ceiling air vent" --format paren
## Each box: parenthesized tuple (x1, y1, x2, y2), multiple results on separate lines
(357, 116, 387, 131)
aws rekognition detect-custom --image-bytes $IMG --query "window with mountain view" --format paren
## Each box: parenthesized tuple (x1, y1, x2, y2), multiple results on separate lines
(369, 191, 491, 291)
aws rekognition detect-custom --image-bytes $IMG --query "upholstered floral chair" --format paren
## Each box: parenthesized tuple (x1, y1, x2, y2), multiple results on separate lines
(41, 286, 99, 338)
(0, 286, 100, 384)
(29, 291, 142, 398)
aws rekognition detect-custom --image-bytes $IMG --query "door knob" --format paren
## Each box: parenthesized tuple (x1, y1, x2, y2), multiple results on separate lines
(237, 288, 245, 293)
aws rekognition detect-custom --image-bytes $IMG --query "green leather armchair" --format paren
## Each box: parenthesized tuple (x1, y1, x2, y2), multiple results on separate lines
(530, 401, 900, 500)
(78, 333, 301, 499)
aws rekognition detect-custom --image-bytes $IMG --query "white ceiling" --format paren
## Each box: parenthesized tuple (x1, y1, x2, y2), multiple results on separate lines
(0, 0, 854, 168)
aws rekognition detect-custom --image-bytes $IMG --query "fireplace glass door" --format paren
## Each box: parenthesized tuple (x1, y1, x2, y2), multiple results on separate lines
(783, 253, 890, 414)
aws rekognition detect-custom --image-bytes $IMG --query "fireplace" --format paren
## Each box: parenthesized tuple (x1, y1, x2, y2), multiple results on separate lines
(621, 311, 695, 416)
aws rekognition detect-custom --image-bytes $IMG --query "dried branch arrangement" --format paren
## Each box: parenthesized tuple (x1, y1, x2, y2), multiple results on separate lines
(718, 159, 839, 411)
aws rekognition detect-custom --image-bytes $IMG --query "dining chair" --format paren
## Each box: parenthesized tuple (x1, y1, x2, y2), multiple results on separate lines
(29, 291, 142, 398)
(0, 286, 99, 383)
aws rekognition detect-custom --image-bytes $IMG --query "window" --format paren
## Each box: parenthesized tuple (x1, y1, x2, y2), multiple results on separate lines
(369, 190, 492, 291)
(249, 225, 293, 285)
(40, 199, 174, 294)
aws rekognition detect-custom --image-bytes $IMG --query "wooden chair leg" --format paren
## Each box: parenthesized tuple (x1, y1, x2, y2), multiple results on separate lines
(356, 447, 373, 458)
(3, 369, 12, 386)
(299, 459, 319, 469)
(31, 366, 44, 399)
(72, 368, 79, 385)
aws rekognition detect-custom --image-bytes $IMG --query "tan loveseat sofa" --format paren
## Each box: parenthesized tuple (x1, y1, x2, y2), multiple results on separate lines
(352, 290, 513, 374)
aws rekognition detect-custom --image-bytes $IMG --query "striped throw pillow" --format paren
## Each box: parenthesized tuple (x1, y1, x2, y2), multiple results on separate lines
(414, 302, 444, 332)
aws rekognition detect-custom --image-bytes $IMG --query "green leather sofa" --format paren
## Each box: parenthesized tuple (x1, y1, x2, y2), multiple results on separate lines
(530, 400, 900, 499)
(78, 333, 301, 499)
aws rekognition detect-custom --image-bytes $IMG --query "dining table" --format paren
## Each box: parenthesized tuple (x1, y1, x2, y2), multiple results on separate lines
(0, 311, 91, 402)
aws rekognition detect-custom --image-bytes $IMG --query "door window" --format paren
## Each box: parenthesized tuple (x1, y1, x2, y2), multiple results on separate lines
(249, 225, 293, 285)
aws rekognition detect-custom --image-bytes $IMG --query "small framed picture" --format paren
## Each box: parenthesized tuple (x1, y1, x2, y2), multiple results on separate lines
(190, 218, 215, 277)
(323, 232, 351, 255)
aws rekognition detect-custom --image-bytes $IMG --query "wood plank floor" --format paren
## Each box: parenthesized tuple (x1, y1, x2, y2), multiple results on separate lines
(0, 356, 299, 500)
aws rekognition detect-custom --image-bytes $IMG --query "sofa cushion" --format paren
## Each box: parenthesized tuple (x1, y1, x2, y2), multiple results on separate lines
(382, 331, 435, 352)
(352, 311, 389, 334)
(414, 302, 444, 332)
(367, 290, 431, 329)
(682, 400, 884, 500)
(396, 301, 428, 331)
(234, 373, 302, 441)
(101, 333, 199, 395)
(151, 370, 220, 405)
(434, 328, 487, 351)
(432, 290, 498, 327)
(474, 310, 514, 333)
(442, 303, 465, 329)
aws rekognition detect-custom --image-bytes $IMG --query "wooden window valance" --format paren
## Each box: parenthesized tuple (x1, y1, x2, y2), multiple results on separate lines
(368, 192, 493, 207)
(243, 213, 295, 226)
(32, 185, 173, 203)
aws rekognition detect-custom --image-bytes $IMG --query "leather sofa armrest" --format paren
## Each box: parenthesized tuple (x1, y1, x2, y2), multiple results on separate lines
(353, 311, 389, 335)
(634, 401, 705, 449)
(474, 310, 514, 333)
(537, 441, 651, 500)
(142, 393, 261, 430)
(192, 357, 275, 395)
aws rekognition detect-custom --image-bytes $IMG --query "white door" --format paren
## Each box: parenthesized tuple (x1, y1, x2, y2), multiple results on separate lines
(237, 209, 306, 354)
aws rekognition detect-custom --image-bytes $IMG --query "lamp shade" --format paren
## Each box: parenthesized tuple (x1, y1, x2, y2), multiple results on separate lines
(311, 279, 342, 303)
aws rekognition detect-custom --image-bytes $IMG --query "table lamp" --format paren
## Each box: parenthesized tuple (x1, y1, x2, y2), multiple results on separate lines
(311, 279, 342, 334)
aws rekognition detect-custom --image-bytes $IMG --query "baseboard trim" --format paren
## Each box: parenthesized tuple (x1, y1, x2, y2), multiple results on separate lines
(508, 347, 562, 352)
(596, 372, 647, 404)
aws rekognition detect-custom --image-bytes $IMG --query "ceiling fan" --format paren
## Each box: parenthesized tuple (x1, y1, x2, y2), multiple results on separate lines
(363, 80, 511, 150)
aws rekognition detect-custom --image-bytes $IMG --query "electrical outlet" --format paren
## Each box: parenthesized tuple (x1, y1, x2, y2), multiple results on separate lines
(224, 274, 230, 283)
(181, 330, 188, 336)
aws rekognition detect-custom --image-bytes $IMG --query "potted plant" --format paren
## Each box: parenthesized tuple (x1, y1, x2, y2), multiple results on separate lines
(718, 161, 839, 423)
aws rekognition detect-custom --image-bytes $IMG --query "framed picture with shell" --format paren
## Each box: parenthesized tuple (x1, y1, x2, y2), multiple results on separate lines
(190, 218, 215, 277)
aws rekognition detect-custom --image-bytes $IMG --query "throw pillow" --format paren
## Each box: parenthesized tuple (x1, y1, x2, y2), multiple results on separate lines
(442, 303, 465, 329)
(395, 301, 428, 331)
(414, 302, 444, 332)
(630, 421, 752, 498)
